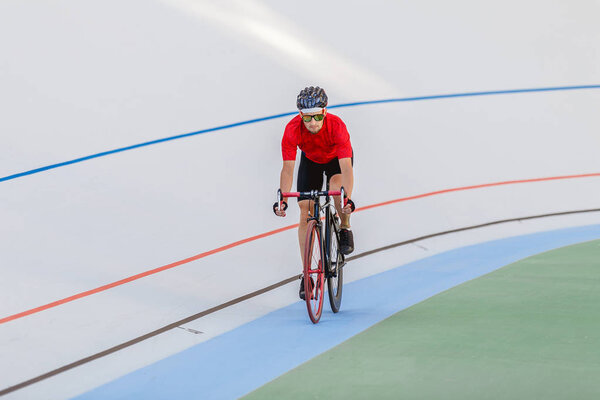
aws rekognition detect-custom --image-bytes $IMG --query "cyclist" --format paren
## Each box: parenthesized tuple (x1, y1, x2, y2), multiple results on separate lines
(273, 86, 355, 300)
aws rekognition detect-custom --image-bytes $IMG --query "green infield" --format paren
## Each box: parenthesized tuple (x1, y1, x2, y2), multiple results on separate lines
(246, 239, 600, 399)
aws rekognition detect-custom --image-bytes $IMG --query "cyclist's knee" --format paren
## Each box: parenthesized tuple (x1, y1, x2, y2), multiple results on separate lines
(328, 174, 342, 190)
(298, 199, 309, 208)
(298, 200, 310, 214)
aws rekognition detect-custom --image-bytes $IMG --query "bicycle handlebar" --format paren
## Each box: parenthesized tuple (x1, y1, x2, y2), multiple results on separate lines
(281, 190, 342, 198)
(276, 188, 347, 213)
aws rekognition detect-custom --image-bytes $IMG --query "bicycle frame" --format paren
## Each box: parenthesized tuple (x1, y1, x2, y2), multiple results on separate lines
(310, 191, 334, 277)
(278, 185, 345, 276)
(278, 184, 346, 322)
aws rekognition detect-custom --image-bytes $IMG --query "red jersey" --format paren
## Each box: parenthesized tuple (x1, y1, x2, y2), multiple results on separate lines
(281, 113, 353, 164)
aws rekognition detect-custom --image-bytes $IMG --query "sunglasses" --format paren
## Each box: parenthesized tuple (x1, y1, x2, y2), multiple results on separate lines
(302, 113, 325, 122)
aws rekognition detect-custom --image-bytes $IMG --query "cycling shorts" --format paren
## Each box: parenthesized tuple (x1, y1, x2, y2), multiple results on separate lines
(297, 152, 353, 202)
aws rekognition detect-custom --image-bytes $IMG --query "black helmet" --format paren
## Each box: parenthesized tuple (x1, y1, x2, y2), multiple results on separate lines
(296, 86, 328, 111)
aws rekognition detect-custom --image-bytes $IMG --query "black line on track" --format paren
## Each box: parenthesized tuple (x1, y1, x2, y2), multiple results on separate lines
(2, 207, 600, 397)
(347, 208, 600, 261)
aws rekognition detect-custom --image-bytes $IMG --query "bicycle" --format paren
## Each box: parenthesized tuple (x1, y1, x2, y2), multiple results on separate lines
(277, 185, 347, 323)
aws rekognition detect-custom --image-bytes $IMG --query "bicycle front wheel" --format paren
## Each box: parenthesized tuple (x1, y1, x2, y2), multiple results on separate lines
(327, 217, 344, 313)
(303, 219, 325, 324)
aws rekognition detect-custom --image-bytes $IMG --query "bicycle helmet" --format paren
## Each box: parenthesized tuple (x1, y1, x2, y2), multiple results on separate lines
(297, 86, 328, 112)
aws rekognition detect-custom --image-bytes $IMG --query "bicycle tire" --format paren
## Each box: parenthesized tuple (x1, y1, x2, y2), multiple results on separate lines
(303, 219, 324, 324)
(326, 216, 343, 313)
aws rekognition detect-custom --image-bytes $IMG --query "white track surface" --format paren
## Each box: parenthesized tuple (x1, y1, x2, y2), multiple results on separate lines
(1, 1, 599, 399)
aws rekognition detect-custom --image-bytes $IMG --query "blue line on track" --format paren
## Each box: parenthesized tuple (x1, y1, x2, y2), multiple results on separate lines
(2, 84, 599, 184)
(74, 224, 600, 400)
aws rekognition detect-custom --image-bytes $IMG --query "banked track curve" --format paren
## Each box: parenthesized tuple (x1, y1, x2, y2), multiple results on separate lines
(1, 206, 600, 396)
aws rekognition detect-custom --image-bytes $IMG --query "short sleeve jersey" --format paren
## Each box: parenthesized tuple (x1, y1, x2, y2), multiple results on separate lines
(281, 113, 353, 164)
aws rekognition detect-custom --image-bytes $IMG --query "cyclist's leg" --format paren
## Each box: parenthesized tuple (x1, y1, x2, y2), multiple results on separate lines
(325, 154, 354, 229)
(298, 199, 312, 264)
(328, 172, 354, 255)
(297, 152, 325, 263)
(326, 155, 354, 255)
(328, 173, 350, 229)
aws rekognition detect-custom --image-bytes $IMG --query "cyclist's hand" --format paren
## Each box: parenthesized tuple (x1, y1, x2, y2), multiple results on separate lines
(273, 201, 288, 217)
(342, 198, 355, 214)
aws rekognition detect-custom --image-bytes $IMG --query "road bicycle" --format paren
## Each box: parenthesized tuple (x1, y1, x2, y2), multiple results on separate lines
(277, 185, 347, 323)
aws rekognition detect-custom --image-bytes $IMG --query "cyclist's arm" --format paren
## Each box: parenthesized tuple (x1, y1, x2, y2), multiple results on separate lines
(279, 160, 295, 202)
(339, 157, 353, 199)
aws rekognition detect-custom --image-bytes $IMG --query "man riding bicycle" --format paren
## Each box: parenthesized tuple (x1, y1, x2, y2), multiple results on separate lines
(273, 86, 356, 300)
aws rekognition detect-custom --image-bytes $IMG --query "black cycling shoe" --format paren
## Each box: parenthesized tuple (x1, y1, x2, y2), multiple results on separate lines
(299, 276, 314, 300)
(339, 229, 354, 255)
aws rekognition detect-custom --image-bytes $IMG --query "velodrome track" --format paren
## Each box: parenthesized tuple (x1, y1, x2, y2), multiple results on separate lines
(1, 1, 600, 399)
(2, 92, 599, 398)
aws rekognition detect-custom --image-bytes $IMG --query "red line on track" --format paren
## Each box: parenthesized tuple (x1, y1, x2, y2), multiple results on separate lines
(0, 224, 299, 325)
(357, 172, 600, 212)
(1, 172, 599, 325)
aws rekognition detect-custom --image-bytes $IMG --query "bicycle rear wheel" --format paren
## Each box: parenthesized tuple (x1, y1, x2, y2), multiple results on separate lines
(327, 217, 344, 313)
(303, 219, 324, 324)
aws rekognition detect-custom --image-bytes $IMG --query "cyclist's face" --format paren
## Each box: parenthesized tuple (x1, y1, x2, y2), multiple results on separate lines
(301, 109, 326, 134)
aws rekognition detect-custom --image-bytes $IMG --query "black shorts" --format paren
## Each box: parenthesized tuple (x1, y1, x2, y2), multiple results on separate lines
(297, 152, 353, 201)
